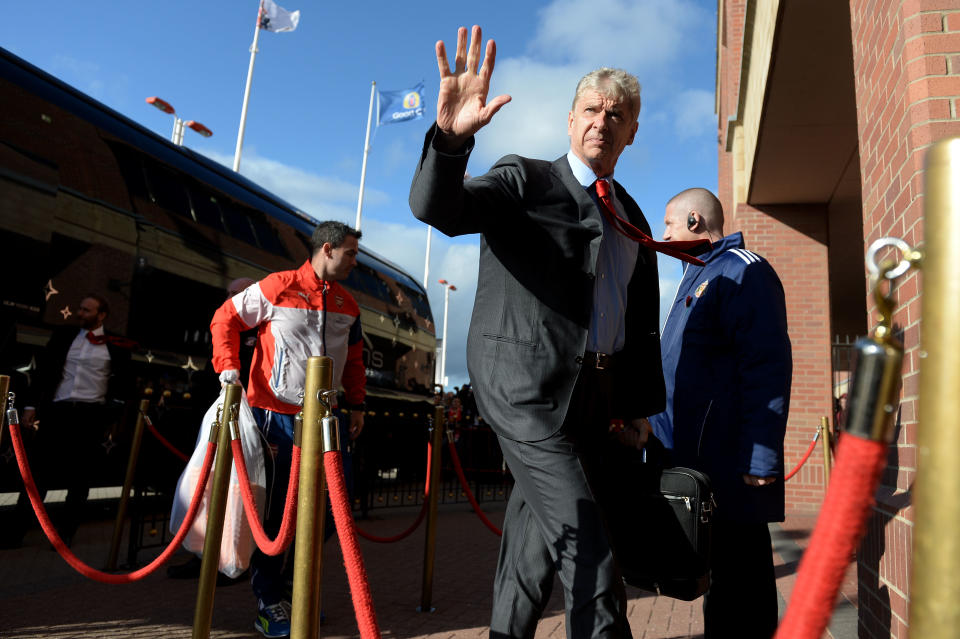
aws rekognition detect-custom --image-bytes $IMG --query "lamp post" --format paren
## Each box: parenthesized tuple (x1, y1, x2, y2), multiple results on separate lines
(437, 279, 456, 387)
(146, 96, 213, 146)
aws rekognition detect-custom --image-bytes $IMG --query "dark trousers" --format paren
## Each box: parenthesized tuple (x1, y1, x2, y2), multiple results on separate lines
(249, 407, 353, 604)
(13, 400, 106, 541)
(704, 520, 778, 639)
(490, 368, 630, 639)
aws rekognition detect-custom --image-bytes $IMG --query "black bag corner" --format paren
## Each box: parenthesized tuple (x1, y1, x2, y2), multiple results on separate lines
(605, 443, 715, 601)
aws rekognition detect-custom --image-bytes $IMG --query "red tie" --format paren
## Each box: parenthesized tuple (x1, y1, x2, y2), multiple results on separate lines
(86, 330, 139, 349)
(594, 179, 709, 266)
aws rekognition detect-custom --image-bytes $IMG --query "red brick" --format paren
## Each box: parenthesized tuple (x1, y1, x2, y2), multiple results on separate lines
(904, 32, 960, 59)
(906, 54, 948, 79)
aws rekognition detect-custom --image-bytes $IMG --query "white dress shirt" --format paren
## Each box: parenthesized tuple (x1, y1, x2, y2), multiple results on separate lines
(53, 327, 111, 403)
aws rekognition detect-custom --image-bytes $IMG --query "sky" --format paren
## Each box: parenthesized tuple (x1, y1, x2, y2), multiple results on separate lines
(2, 0, 719, 389)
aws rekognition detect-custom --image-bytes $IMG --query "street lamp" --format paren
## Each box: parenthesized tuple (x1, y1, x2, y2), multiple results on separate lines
(437, 279, 457, 387)
(146, 96, 213, 146)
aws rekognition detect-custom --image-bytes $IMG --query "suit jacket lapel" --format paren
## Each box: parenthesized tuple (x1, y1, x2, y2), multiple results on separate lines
(552, 156, 603, 273)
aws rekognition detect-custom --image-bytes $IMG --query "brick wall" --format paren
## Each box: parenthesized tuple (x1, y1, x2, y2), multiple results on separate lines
(717, 0, 746, 214)
(849, 0, 960, 636)
(727, 203, 833, 513)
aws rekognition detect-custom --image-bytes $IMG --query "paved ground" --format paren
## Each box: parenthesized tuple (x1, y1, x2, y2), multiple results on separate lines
(0, 497, 857, 639)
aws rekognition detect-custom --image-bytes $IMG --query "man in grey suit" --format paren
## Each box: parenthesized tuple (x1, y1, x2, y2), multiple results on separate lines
(410, 26, 706, 638)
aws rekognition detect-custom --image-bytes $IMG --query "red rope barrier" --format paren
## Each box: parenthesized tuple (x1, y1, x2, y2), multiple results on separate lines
(784, 429, 821, 481)
(9, 420, 215, 584)
(142, 413, 190, 463)
(231, 438, 299, 555)
(774, 433, 888, 639)
(445, 438, 502, 536)
(354, 441, 432, 543)
(325, 450, 381, 639)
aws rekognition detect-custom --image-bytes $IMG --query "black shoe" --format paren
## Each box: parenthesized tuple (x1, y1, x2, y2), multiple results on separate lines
(167, 555, 202, 579)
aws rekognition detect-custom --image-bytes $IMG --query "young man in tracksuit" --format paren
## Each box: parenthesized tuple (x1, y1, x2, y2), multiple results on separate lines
(650, 188, 793, 639)
(211, 220, 366, 639)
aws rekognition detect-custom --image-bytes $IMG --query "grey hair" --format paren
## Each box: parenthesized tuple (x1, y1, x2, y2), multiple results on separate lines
(572, 68, 642, 120)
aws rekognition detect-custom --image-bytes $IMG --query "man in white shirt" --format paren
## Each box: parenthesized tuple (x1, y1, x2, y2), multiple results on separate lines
(8, 294, 132, 547)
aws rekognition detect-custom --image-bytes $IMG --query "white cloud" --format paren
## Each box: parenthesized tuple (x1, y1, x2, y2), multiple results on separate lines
(197, 148, 389, 226)
(477, 58, 581, 166)
(672, 88, 716, 139)
(529, 0, 707, 71)
(474, 0, 713, 170)
(50, 55, 105, 99)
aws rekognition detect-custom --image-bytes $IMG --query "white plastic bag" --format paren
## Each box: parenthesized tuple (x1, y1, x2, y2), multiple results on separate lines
(170, 388, 266, 577)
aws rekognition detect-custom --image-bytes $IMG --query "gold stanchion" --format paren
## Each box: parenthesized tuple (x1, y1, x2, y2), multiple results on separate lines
(911, 136, 960, 636)
(818, 416, 832, 490)
(418, 398, 445, 612)
(192, 384, 241, 639)
(0, 375, 9, 450)
(291, 356, 332, 639)
(105, 398, 150, 570)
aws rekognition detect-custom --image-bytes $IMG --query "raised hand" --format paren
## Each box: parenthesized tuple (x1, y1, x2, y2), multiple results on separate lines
(435, 25, 511, 149)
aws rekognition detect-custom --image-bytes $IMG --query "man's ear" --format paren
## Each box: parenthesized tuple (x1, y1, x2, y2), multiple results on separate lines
(626, 120, 638, 146)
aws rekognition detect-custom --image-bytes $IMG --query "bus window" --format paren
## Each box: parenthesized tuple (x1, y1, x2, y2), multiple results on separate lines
(248, 211, 289, 258)
(219, 200, 259, 247)
(143, 161, 191, 220)
(187, 184, 228, 232)
(344, 263, 392, 306)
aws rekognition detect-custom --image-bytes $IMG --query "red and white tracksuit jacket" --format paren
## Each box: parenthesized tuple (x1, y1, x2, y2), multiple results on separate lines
(211, 260, 366, 415)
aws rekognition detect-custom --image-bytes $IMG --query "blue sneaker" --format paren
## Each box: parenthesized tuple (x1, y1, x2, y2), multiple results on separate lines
(254, 599, 290, 638)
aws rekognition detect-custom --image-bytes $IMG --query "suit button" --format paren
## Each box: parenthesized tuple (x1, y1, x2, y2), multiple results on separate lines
(575, 356, 584, 364)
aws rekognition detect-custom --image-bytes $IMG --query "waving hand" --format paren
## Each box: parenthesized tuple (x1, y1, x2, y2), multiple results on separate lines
(435, 25, 511, 149)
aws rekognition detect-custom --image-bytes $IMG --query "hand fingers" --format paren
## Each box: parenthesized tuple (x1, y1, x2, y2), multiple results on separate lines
(466, 25, 482, 74)
(479, 38, 497, 81)
(743, 475, 778, 486)
(436, 40, 450, 77)
(454, 26, 468, 73)
(480, 94, 512, 124)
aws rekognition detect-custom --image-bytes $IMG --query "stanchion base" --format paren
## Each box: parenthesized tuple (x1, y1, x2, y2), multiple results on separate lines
(416, 606, 436, 613)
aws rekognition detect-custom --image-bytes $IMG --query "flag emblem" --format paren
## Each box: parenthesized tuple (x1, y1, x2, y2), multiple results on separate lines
(402, 91, 421, 109)
(695, 280, 709, 298)
(335, 295, 344, 308)
(378, 82, 425, 126)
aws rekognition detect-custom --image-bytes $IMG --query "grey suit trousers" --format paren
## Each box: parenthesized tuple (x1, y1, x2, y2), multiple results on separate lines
(490, 367, 631, 639)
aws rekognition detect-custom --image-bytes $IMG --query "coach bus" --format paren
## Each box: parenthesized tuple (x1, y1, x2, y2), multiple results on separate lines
(0, 46, 437, 495)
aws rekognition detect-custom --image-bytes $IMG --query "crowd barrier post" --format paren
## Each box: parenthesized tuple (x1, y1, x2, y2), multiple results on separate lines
(0, 375, 9, 450)
(418, 396, 445, 612)
(291, 355, 332, 639)
(910, 136, 960, 637)
(818, 416, 832, 490)
(106, 397, 151, 570)
(191, 383, 242, 639)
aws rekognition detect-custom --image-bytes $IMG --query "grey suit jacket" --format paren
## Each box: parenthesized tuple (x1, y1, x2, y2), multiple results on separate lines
(410, 125, 665, 442)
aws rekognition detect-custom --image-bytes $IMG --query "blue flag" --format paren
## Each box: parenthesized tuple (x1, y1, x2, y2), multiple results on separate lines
(377, 83, 425, 126)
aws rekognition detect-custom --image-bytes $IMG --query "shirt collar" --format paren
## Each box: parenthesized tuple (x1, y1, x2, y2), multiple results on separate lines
(566, 151, 614, 189)
(297, 259, 330, 292)
(88, 326, 105, 336)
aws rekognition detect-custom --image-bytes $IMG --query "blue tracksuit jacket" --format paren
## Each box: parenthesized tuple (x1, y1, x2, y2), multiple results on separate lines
(649, 232, 792, 523)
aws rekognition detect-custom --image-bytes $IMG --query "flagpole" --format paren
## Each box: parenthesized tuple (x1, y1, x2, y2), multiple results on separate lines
(423, 226, 432, 289)
(234, 0, 264, 172)
(355, 81, 376, 231)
